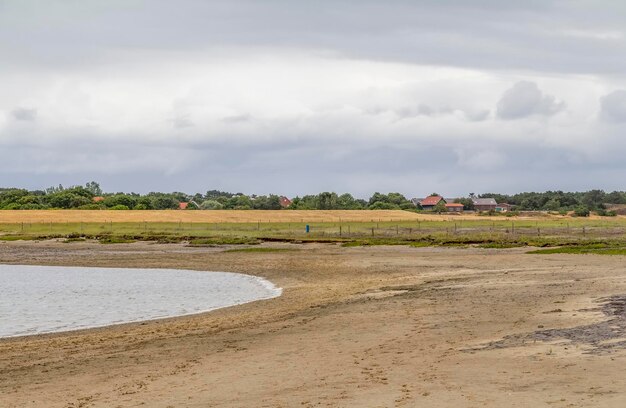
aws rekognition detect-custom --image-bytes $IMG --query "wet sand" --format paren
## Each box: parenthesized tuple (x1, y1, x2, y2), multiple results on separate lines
(2, 241, 626, 407)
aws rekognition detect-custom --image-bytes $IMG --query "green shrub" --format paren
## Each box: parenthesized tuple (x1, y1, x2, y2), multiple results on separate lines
(573, 207, 590, 217)
(368, 201, 399, 210)
(200, 200, 224, 210)
(597, 209, 617, 217)
(110, 204, 130, 210)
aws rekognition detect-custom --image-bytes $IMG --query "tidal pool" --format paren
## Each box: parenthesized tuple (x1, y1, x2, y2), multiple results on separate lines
(0, 264, 282, 338)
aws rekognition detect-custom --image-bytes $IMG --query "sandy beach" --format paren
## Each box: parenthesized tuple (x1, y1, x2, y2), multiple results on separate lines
(2, 241, 626, 407)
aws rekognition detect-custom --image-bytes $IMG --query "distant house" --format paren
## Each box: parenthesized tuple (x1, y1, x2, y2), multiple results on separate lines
(279, 196, 292, 208)
(445, 203, 464, 213)
(92, 196, 104, 203)
(178, 202, 189, 210)
(495, 203, 512, 212)
(472, 198, 497, 212)
(420, 195, 446, 210)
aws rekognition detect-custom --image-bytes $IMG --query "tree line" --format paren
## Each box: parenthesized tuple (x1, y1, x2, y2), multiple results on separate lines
(0, 183, 625, 212)
(477, 190, 625, 214)
(0, 183, 415, 210)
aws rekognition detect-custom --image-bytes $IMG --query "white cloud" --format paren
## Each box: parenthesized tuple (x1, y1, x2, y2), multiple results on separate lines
(559, 29, 624, 41)
(496, 81, 565, 120)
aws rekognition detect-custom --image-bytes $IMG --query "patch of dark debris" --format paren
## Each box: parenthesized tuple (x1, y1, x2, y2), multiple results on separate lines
(470, 295, 626, 355)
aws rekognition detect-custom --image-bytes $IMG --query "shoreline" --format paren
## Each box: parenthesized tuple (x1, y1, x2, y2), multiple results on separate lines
(0, 264, 283, 340)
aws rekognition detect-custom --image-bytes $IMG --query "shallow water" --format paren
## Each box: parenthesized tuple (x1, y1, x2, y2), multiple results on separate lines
(0, 264, 281, 338)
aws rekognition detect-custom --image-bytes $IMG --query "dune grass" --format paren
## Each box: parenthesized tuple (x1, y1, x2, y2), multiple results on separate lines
(0, 213, 625, 252)
(528, 244, 626, 255)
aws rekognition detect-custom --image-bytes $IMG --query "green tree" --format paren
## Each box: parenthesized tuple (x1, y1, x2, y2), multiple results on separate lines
(201, 200, 224, 210)
(85, 181, 102, 196)
(433, 201, 447, 214)
(543, 198, 561, 211)
(454, 198, 475, 211)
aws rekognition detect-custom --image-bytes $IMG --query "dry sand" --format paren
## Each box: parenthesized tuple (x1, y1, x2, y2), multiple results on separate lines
(2, 241, 626, 407)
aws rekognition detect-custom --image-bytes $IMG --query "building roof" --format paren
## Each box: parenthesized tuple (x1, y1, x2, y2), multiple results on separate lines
(178, 202, 189, 210)
(472, 198, 497, 206)
(92, 196, 104, 202)
(279, 196, 292, 208)
(445, 203, 464, 207)
(420, 195, 445, 206)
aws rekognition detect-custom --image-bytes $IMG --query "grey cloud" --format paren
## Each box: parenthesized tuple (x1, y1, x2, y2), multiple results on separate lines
(394, 104, 435, 118)
(496, 81, 565, 120)
(3, 136, 626, 198)
(370, 105, 489, 122)
(464, 109, 490, 122)
(172, 116, 194, 129)
(222, 114, 253, 123)
(11, 107, 37, 121)
(600, 90, 626, 122)
(2, 1, 626, 75)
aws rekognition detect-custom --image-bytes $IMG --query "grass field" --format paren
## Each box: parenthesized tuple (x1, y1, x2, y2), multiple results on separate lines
(1, 210, 626, 249)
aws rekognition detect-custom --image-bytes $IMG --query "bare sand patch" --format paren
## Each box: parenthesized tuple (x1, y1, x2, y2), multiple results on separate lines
(2, 242, 626, 407)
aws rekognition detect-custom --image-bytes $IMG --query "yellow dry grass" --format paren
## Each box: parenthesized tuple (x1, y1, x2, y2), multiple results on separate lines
(0, 210, 426, 224)
(1, 210, 611, 224)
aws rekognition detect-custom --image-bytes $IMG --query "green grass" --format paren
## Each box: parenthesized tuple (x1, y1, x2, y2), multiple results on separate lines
(528, 244, 626, 255)
(0, 235, 41, 241)
(1, 218, 626, 249)
(477, 242, 526, 249)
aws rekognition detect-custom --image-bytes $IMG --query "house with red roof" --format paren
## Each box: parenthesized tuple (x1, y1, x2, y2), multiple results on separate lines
(178, 202, 189, 210)
(419, 195, 446, 210)
(445, 203, 464, 212)
(279, 196, 292, 208)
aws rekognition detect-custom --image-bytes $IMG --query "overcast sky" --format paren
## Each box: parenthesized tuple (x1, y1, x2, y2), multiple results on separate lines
(2, 0, 626, 197)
